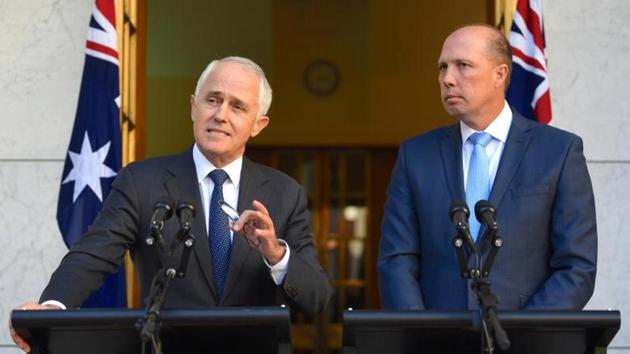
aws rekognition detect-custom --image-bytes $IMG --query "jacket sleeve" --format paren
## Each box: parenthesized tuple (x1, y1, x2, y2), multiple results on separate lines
(377, 142, 425, 309)
(39, 166, 139, 308)
(525, 136, 597, 309)
(279, 185, 332, 315)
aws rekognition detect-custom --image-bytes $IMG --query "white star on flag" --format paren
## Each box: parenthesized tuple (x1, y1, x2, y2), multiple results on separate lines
(62, 131, 117, 202)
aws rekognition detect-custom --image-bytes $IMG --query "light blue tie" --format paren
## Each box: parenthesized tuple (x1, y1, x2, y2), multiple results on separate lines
(208, 169, 231, 299)
(466, 132, 493, 240)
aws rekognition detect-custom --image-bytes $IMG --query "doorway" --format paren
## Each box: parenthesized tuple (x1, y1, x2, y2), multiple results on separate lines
(247, 146, 397, 352)
(140, 1, 494, 352)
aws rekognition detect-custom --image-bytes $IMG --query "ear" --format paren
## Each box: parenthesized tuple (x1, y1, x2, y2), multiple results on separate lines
(190, 94, 196, 122)
(250, 115, 270, 137)
(494, 64, 509, 88)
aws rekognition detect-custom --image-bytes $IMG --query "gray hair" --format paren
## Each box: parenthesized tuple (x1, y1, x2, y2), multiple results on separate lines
(194, 56, 273, 116)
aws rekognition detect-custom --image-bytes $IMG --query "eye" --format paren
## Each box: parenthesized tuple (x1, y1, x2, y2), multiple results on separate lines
(207, 96, 220, 105)
(232, 102, 247, 113)
(458, 62, 471, 68)
(438, 63, 447, 71)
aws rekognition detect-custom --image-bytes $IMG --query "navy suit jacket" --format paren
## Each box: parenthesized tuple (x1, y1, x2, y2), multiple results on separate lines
(41, 148, 331, 315)
(378, 113, 597, 310)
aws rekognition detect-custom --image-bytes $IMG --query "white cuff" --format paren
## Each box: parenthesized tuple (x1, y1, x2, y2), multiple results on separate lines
(41, 300, 66, 310)
(263, 239, 290, 285)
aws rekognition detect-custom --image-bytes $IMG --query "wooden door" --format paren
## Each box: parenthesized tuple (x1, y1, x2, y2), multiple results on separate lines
(247, 147, 397, 353)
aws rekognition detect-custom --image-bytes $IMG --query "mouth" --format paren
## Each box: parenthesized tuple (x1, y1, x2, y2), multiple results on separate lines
(206, 128, 230, 137)
(444, 94, 463, 103)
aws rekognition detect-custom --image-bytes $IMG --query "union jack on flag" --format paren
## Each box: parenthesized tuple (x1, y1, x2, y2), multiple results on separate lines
(56, 0, 126, 308)
(506, 0, 552, 124)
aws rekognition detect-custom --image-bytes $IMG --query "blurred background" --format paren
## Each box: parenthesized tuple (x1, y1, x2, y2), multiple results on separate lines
(1, 1, 629, 353)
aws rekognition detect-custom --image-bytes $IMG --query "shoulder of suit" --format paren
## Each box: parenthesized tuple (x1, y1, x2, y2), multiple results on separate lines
(400, 124, 457, 148)
(515, 114, 582, 144)
(121, 149, 189, 174)
(244, 158, 301, 187)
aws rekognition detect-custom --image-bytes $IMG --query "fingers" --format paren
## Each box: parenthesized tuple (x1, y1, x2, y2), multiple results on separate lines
(228, 200, 280, 253)
(230, 200, 272, 233)
(10, 302, 43, 353)
(10, 326, 30, 353)
(19, 303, 60, 310)
(252, 200, 270, 215)
(229, 210, 259, 233)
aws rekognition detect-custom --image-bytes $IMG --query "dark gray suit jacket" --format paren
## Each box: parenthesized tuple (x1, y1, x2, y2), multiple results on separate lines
(378, 113, 597, 310)
(41, 148, 331, 315)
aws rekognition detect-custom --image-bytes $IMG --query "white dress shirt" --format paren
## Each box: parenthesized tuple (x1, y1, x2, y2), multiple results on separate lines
(461, 101, 513, 190)
(41, 146, 292, 308)
(192, 144, 290, 285)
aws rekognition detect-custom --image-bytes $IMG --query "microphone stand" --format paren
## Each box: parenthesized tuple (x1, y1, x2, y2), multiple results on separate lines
(452, 226, 510, 353)
(137, 220, 196, 354)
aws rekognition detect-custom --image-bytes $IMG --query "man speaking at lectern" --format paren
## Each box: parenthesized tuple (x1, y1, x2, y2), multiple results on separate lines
(377, 24, 597, 310)
(11, 57, 331, 352)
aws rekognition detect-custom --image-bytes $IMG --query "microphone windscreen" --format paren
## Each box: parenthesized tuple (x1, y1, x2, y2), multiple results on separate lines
(449, 200, 469, 222)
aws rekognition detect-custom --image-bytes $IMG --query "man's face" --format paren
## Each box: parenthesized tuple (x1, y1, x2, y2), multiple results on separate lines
(191, 61, 269, 167)
(438, 27, 507, 129)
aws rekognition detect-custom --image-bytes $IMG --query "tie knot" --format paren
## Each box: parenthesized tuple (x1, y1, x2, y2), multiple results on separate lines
(468, 132, 493, 147)
(209, 169, 229, 186)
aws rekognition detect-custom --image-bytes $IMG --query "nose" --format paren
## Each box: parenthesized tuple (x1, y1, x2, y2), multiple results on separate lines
(212, 102, 229, 122)
(440, 66, 456, 88)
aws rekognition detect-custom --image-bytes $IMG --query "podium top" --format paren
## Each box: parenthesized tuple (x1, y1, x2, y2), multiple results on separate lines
(12, 307, 292, 354)
(343, 309, 621, 329)
(343, 310, 621, 354)
(12, 307, 290, 328)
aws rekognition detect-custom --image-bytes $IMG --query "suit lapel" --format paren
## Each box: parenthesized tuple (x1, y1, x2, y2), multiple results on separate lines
(488, 113, 533, 209)
(164, 147, 219, 300)
(440, 124, 466, 202)
(441, 126, 477, 267)
(221, 158, 268, 302)
(474, 113, 533, 255)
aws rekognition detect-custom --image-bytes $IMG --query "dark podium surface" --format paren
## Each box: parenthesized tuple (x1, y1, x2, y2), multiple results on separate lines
(343, 310, 621, 354)
(12, 307, 291, 354)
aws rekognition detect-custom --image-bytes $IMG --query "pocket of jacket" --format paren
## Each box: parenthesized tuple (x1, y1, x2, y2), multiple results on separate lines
(519, 294, 530, 308)
(510, 184, 551, 199)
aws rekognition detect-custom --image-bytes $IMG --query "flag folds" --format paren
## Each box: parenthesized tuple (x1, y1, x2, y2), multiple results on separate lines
(506, 0, 552, 124)
(56, 0, 126, 308)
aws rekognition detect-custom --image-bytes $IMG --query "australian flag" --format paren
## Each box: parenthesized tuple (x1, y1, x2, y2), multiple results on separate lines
(506, 0, 552, 124)
(56, 0, 126, 308)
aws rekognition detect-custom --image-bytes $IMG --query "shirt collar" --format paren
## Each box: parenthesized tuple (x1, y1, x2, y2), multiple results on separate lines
(460, 101, 513, 144)
(192, 144, 243, 188)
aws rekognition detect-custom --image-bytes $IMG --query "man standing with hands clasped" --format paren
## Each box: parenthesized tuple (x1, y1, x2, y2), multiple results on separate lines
(378, 24, 597, 311)
(11, 56, 331, 352)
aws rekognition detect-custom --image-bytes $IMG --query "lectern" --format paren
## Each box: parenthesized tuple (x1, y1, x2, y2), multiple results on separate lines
(12, 307, 291, 354)
(343, 310, 620, 354)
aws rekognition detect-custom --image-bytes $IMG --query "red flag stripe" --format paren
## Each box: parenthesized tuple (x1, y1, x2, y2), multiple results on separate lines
(516, 0, 545, 51)
(534, 90, 552, 124)
(512, 47, 546, 72)
(86, 40, 118, 59)
(96, 0, 116, 29)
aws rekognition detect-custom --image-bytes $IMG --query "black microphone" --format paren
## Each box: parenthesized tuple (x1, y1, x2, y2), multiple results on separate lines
(449, 200, 476, 252)
(475, 200, 498, 231)
(176, 203, 196, 232)
(150, 202, 173, 232)
(449, 200, 469, 227)
(146, 202, 173, 248)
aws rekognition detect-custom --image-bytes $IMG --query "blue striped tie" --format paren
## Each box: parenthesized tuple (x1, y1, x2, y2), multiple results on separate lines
(208, 169, 231, 299)
(466, 132, 493, 240)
